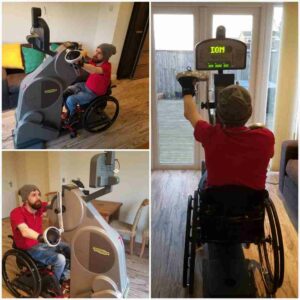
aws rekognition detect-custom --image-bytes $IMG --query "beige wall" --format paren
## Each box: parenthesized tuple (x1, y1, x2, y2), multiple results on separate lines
(2, 151, 149, 243)
(271, 3, 298, 170)
(2, 152, 49, 217)
(2, 2, 133, 77)
(56, 151, 150, 243)
(2, 152, 19, 218)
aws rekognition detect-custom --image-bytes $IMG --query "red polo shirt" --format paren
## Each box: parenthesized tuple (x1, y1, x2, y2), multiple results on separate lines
(10, 202, 48, 250)
(86, 60, 111, 96)
(194, 120, 275, 190)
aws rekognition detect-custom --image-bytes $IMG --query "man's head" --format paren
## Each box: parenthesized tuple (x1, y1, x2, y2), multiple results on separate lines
(18, 185, 42, 210)
(216, 85, 252, 127)
(92, 43, 116, 63)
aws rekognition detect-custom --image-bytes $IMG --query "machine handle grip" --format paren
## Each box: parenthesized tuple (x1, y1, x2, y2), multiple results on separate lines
(201, 102, 216, 109)
(43, 226, 62, 247)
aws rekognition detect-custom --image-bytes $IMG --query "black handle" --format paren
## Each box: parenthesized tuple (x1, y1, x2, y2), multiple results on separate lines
(32, 7, 41, 28)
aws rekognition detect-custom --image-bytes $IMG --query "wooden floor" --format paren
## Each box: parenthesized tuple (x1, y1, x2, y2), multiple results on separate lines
(2, 78, 149, 149)
(151, 170, 298, 298)
(2, 218, 149, 298)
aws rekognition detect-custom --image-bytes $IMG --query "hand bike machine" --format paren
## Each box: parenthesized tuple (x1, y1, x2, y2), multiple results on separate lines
(14, 8, 119, 149)
(181, 26, 284, 297)
(3, 152, 130, 298)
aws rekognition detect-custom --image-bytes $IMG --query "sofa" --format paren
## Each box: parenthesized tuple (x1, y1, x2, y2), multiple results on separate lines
(2, 44, 32, 110)
(279, 140, 298, 230)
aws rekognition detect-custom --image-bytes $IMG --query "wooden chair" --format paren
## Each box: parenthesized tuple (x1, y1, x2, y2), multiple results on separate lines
(110, 199, 149, 255)
(140, 228, 149, 258)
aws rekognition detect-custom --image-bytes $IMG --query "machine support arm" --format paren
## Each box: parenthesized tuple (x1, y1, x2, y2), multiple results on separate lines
(83, 186, 112, 203)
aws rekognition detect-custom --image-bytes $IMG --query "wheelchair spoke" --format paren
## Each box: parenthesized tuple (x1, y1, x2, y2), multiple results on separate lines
(2, 249, 42, 298)
(258, 198, 280, 295)
(83, 96, 119, 133)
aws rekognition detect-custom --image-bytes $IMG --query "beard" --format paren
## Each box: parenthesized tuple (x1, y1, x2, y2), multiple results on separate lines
(29, 200, 42, 210)
(92, 56, 103, 63)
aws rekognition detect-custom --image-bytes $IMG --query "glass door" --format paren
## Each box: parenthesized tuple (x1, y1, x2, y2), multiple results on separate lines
(206, 6, 260, 107)
(152, 7, 201, 168)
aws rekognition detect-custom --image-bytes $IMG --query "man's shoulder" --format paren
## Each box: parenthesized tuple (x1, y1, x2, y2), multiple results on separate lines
(10, 206, 24, 219)
(249, 126, 275, 140)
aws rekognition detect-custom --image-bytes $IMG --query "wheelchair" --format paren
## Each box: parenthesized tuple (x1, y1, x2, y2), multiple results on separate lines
(62, 84, 119, 138)
(183, 185, 284, 297)
(2, 235, 63, 298)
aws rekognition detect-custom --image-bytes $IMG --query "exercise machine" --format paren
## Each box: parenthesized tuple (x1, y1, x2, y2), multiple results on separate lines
(14, 8, 119, 149)
(2, 151, 130, 298)
(181, 26, 284, 297)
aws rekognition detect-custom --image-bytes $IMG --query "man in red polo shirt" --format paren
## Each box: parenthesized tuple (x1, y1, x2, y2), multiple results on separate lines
(10, 185, 70, 295)
(64, 43, 116, 122)
(176, 72, 275, 190)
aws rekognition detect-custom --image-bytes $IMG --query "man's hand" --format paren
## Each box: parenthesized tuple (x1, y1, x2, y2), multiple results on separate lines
(177, 76, 197, 96)
(37, 234, 45, 243)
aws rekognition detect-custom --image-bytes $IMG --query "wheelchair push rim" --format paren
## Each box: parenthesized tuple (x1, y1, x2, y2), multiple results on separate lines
(182, 190, 199, 295)
(2, 249, 42, 298)
(83, 96, 119, 133)
(258, 197, 284, 295)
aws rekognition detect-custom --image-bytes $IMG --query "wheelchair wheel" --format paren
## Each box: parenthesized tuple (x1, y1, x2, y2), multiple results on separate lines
(182, 190, 199, 294)
(258, 197, 284, 295)
(83, 96, 119, 133)
(2, 249, 42, 298)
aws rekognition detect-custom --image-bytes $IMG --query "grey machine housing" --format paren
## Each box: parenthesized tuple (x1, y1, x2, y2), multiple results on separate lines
(14, 7, 80, 149)
(48, 152, 129, 297)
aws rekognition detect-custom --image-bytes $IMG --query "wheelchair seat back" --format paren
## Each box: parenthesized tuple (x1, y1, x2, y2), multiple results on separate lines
(199, 185, 267, 243)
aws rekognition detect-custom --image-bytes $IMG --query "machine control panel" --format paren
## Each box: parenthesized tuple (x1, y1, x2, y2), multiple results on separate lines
(195, 38, 247, 71)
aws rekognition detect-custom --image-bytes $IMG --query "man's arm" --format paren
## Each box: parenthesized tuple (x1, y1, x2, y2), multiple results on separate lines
(183, 95, 203, 128)
(17, 223, 40, 240)
(82, 63, 104, 75)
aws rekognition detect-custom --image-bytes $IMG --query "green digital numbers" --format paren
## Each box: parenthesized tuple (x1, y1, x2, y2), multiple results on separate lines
(210, 46, 225, 54)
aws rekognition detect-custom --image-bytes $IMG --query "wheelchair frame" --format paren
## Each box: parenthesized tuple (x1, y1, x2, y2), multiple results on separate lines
(62, 84, 120, 138)
(2, 236, 61, 298)
(183, 187, 284, 296)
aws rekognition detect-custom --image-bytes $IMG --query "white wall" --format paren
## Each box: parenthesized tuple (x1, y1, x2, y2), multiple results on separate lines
(2, 2, 133, 76)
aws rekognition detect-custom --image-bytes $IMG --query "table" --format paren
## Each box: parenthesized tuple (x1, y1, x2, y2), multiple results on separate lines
(91, 200, 123, 222)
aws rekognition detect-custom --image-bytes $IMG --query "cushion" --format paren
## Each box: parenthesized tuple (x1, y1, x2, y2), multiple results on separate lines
(21, 47, 45, 74)
(2, 43, 24, 70)
(7, 73, 26, 94)
(286, 159, 298, 185)
(50, 43, 60, 52)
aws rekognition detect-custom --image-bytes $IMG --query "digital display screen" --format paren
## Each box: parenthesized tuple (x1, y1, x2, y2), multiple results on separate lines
(195, 38, 247, 71)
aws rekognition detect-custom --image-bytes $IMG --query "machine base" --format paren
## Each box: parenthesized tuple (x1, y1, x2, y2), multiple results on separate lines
(203, 244, 257, 297)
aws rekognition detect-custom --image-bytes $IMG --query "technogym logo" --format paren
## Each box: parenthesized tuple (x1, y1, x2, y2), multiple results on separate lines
(44, 88, 58, 94)
(92, 247, 110, 256)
